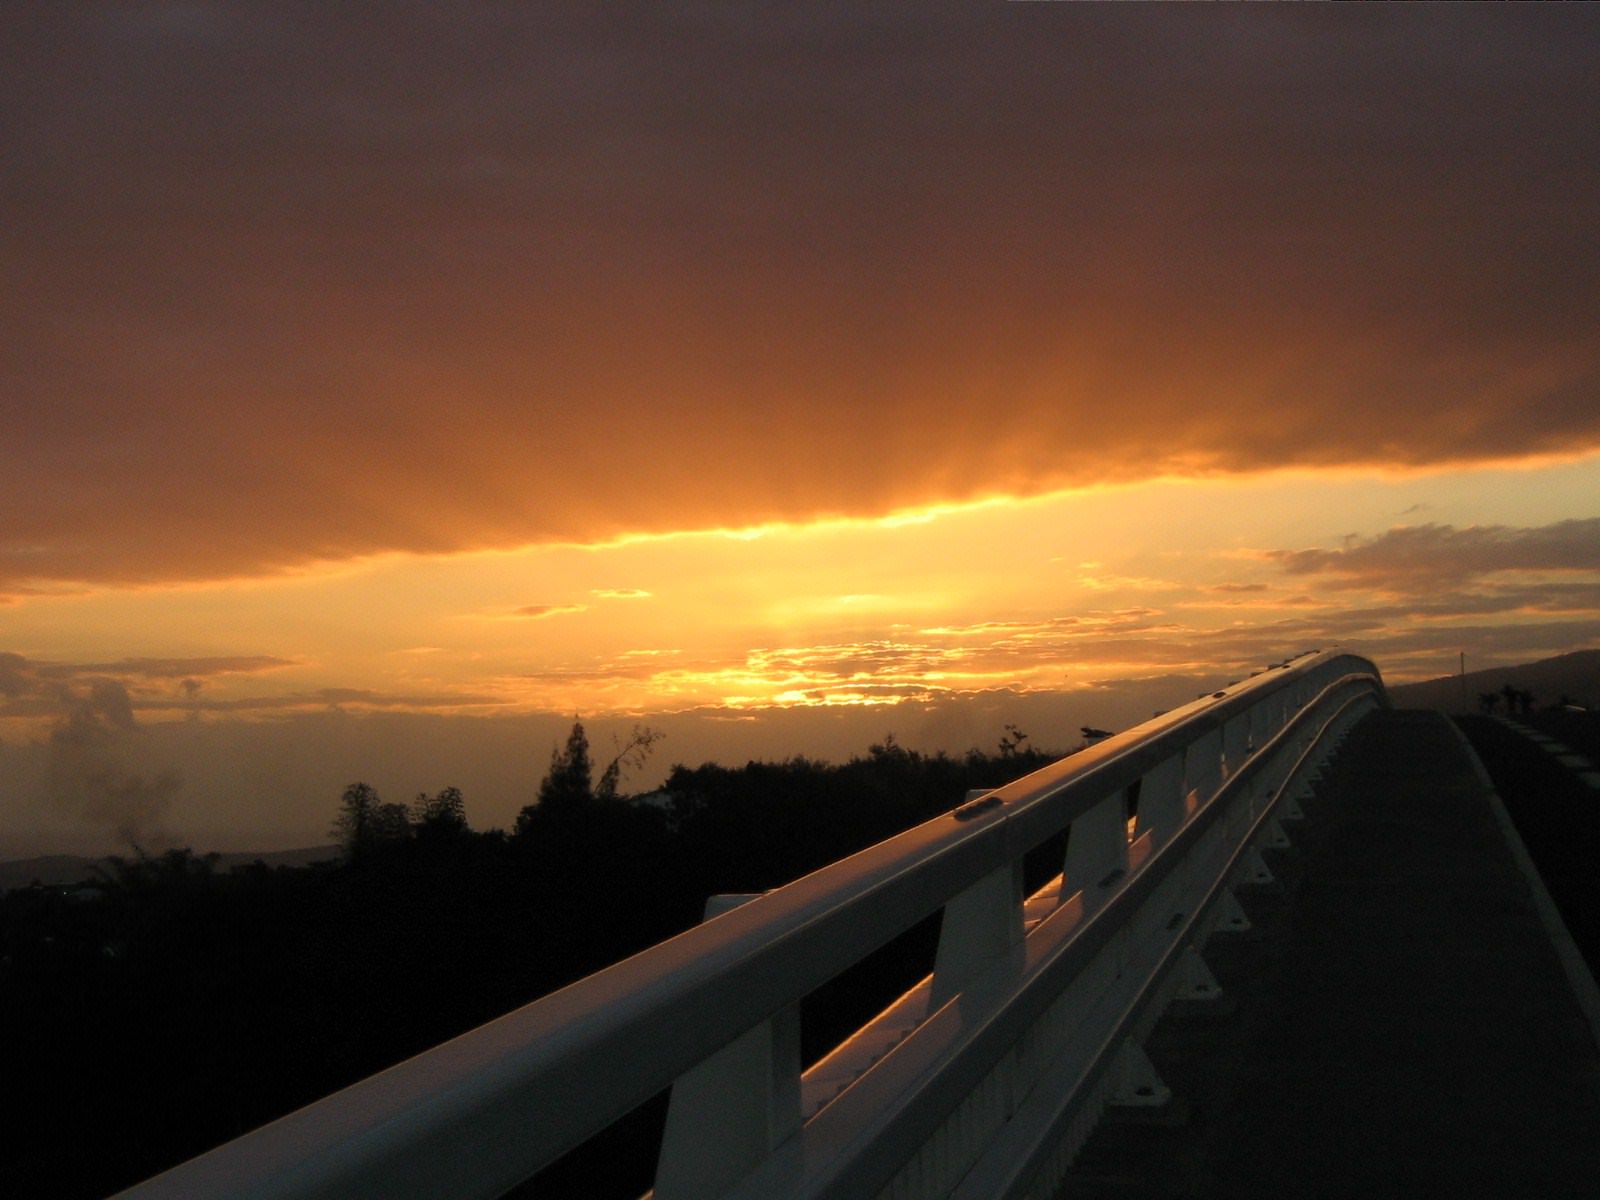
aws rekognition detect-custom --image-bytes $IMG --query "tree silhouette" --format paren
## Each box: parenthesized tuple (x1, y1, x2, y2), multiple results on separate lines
(332, 782, 410, 856)
(332, 781, 382, 857)
(412, 786, 468, 835)
(867, 732, 911, 764)
(998, 723, 1029, 757)
(596, 726, 664, 801)
(373, 802, 412, 840)
(535, 720, 595, 816)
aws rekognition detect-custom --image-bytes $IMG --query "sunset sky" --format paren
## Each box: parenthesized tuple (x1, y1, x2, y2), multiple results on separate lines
(5, 4, 1599, 856)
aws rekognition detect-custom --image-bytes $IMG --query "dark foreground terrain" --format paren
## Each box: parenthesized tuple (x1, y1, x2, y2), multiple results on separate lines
(1453, 709, 1600, 974)
(1, 742, 1057, 1200)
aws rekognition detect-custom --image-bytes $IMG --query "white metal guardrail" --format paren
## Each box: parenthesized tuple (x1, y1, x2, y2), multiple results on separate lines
(115, 650, 1384, 1200)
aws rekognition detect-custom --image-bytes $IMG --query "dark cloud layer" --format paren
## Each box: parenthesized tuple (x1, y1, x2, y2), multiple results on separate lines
(6, 5, 1600, 591)
(1268, 518, 1600, 591)
(64, 655, 297, 680)
(0, 652, 504, 725)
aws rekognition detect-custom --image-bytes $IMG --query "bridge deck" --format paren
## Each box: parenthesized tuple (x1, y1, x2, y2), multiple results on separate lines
(1061, 708, 1600, 1198)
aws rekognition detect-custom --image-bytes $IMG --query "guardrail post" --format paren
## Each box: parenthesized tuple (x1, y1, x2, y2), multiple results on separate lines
(1260, 815, 1291, 849)
(1108, 1038, 1171, 1108)
(1174, 944, 1223, 1002)
(933, 861, 1025, 1005)
(1235, 846, 1275, 887)
(1209, 887, 1253, 934)
(1064, 790, 1131, 898)
(655, 895, 801, 1200)
(1131, 754, 1185, 846)
(1222, 714, 1252, 781)
(1184, 727, 1223, 808)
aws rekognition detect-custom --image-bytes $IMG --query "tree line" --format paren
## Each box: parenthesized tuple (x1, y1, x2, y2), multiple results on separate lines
(2, 721, 1067, 1200)
(328, 721, 665, 857)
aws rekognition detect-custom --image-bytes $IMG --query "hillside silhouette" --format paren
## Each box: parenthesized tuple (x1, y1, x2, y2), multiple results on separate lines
(1386, 648, 1600, 712)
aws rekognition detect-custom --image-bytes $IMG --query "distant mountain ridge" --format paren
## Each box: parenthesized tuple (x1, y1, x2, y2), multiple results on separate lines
(0, 845, 339, 892)
(1385, 648, 1600, 713)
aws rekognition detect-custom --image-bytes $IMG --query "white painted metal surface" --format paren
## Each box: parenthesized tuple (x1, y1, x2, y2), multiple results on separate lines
(112, 650, 1383, 1200)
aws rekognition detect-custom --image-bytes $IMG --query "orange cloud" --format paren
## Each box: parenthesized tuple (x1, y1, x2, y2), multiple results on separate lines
(507, 604, 589, 620)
